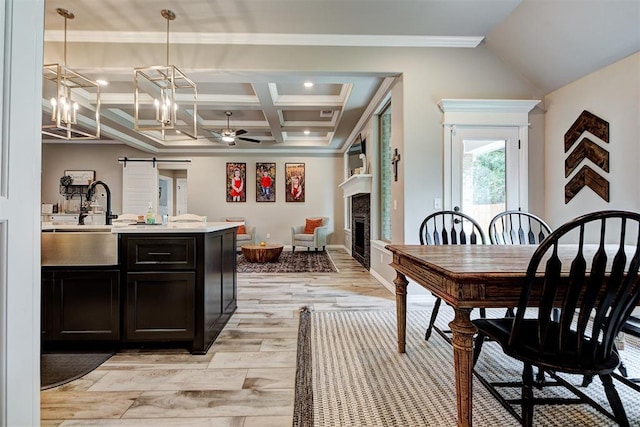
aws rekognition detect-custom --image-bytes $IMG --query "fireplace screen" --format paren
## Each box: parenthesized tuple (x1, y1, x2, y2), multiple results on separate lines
(354, 218, 365, 257)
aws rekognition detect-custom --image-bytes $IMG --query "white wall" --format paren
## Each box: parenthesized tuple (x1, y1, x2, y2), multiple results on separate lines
(544, 52, 640, 228)
(41, 145, 344, 246)
(187, 154, 343, 245)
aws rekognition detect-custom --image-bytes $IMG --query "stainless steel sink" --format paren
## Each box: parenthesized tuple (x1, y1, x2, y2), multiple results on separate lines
(41, 231, 118, 266)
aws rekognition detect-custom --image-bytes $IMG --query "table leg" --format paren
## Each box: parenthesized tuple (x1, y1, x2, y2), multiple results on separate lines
(449, 308, 476, 427)
(394, 271, 408, 353)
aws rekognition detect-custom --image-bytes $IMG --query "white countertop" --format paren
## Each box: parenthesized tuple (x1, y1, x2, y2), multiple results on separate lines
(42, 222, 241, 234)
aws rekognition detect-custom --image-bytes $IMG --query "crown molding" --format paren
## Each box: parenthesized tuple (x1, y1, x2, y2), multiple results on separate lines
(45, 31, 483, 48)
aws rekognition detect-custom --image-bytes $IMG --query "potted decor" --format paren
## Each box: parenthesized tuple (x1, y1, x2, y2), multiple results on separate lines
(59, 175, 73, 187)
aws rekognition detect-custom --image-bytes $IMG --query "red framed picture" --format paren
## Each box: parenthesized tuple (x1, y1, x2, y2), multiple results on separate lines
(226, 162, 246, 202)
(256, 162, 276, 202)
(285, 163, 305, 202)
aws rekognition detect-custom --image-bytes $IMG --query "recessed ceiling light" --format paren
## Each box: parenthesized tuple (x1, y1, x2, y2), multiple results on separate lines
(304, 81, 314, 88)
(304, 130, 310, 135)
(96, 79, 109, 86)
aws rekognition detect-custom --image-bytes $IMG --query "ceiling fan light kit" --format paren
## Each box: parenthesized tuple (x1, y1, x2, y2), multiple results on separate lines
(133, 9, 197, 140)
(211, 111, 261, 145)
(42, 8, 101, 140)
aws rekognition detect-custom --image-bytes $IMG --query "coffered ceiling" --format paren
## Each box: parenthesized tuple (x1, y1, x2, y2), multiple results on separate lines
(42, 0, 639, 154)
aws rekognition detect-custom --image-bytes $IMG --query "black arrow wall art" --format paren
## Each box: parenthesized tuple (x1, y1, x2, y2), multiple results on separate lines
(564, 110, 610, 203)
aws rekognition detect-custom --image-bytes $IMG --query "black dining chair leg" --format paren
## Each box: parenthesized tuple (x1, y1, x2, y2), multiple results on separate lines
(472, 332, 486, 366)
(425, 297, 442, 341)
(581, 374, 594, 387)
(600, 374, 630, 427)
(618, 361, 628, 377)
(534, 368, 547, 387)
(505, 307, 515, 317)
(522, 362, 535, 427)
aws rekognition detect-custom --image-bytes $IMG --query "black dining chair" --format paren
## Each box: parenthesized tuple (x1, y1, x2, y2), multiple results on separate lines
(419, 209, 486, 342)
(488, 210, 552, 246)
(473, 210, 640, 427)
(488, 210, 552, 319)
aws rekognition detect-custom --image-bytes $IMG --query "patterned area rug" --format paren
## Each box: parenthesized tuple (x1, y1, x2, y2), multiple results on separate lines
(294, 308, 640, 426)
(41, 352, 113, 390)
(237, 251, 338, 273)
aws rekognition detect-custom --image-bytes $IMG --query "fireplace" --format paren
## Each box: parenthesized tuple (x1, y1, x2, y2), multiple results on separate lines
(351, 194, 370, 268)
(353, 216, 366, 257)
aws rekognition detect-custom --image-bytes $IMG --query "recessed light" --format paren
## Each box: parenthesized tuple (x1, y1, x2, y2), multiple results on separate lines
(96, 79, 109, 86)
(304, 130, 310, 135)
(304, 81, 314, 88)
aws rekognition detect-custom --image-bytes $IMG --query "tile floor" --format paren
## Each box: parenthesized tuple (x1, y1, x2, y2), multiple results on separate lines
(40, 249, 410, 426)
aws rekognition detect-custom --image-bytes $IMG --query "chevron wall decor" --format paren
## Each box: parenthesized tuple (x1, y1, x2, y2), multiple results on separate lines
(564, 110, 610, 203)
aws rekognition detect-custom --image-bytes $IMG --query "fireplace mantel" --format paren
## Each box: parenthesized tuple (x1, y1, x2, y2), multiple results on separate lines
(339, 174, 372, 198)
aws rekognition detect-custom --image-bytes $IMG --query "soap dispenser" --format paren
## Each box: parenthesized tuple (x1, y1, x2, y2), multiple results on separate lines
(145, 203, 155, 224)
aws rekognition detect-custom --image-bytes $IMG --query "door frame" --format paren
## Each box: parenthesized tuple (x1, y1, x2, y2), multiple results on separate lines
(439, 99, 540, 213)
(158, 174, 174, 216)
(2, 1, 45, 424)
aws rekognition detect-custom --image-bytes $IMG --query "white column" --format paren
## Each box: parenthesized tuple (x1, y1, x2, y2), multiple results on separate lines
(1, 0, 45, 425)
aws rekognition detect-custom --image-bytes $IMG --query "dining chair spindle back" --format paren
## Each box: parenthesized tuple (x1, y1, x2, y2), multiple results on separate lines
(488, 210, 551, 245)
(419, 210, 486, 342)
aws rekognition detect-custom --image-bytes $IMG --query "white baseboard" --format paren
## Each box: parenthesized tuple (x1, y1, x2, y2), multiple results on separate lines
(370, 268, 394, 294)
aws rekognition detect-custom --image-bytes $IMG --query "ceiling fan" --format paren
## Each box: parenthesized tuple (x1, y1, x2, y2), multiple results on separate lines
(210, 111, 260, 145)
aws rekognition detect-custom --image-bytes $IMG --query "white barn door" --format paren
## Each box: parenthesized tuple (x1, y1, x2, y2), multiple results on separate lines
(1, 1, 45, 425)
(122, 161, 159, 216)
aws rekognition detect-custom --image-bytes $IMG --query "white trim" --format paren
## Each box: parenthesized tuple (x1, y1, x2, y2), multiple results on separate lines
(4, 0, 44, 424)
(438, 99, 540, 114)
(370, 239, 391, 254)
(370, 268, 395, 294)
(439, 99, 539, 212)
(45, 31, 484, 48)
(338, 174, 372, 198)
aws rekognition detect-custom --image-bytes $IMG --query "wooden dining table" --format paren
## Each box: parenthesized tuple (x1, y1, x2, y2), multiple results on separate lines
(386, 244, 539, 427)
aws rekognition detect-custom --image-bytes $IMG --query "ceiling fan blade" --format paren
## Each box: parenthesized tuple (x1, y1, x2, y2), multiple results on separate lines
(239, 137, 261, 143)
(235, 129, 247, 136)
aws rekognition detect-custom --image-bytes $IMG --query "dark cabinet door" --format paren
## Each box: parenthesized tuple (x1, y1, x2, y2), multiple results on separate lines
(44, 269, 120, 342)
(125, 271, 196, 341)
(41, 270, 55, 340)
(221, 231, 237, 314)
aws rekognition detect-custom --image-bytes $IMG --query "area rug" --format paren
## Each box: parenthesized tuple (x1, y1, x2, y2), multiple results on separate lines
(237, 251, 338, 274)
(41, 352, 113, 390)
(294, 307, 640, 426)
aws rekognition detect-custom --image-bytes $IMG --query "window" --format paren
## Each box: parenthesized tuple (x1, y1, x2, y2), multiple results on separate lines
(379, 102, 392, 242)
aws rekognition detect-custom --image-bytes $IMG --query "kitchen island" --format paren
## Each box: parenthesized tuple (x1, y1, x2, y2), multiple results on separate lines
(42, 222, 239, 354)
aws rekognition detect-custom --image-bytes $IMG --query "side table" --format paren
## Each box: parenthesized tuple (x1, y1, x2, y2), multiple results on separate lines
(241, 243, 284, 263)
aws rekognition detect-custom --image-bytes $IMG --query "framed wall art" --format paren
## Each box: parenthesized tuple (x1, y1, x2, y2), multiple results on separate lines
(63, 170, 95, 186)
(256, 162, 276, 202)
(226, 162, 246, 202)
(285, 162, 305, 202)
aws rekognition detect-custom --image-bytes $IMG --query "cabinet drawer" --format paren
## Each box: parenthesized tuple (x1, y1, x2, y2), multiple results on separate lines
(126, 237, 196, 270)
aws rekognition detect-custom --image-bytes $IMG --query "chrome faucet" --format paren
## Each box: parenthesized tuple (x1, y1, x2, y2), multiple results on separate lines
(86, 180, 118, 225)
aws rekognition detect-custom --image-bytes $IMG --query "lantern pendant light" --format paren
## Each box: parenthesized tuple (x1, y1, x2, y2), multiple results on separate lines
(42, 8, 101, 140)
(133, 9, 197, 140)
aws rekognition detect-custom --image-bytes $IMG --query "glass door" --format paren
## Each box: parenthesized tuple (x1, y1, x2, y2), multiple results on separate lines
(450, 126, 522, 232)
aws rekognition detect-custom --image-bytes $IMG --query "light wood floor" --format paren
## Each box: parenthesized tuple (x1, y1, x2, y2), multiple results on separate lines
(41, 249, 419, 426)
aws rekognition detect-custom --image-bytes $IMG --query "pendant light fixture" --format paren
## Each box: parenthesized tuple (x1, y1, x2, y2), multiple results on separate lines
(42, 8, 101, 140)
(133, 9, 197, 140)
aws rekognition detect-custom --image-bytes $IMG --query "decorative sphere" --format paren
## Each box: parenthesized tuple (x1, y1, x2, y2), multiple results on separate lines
(260, 241, 266, 246)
